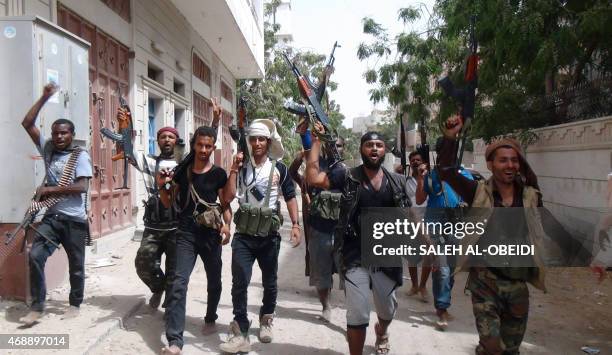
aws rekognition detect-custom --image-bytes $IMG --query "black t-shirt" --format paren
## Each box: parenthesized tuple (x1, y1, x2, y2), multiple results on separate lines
(330, 165, 395, 267)
(175, 165, 228, 227)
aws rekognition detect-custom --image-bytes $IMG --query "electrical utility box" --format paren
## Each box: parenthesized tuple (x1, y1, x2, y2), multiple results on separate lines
(0, 16, 90, 223)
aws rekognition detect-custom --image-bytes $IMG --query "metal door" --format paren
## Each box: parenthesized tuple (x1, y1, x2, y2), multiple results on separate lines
(58, 4, 133, 239)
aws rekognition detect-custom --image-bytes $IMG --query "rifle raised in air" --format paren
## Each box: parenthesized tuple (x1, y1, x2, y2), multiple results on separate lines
(282, 45, 342, 167)
(229, 95, 250, 166)
(415, 98, 430, 167)
(100, 86, 137, 188)
(438, 15, 478, 168)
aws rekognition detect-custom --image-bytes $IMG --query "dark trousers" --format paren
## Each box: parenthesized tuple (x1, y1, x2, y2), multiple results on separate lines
(231, 233, 281, 333)
(164, 225, 222, 349)
(29, 214, 88, 312)
(135, 228, 177, 301)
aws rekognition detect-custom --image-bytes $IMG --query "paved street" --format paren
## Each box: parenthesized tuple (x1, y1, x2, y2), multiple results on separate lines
(1, 202, 611, 354)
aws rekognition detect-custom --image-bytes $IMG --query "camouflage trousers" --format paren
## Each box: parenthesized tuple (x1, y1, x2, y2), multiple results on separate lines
(135, 228, 177, 296)
(467, 268, 529, 355)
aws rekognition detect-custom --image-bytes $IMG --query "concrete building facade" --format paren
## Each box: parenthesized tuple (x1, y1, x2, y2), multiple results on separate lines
(0, 0, 264, 241)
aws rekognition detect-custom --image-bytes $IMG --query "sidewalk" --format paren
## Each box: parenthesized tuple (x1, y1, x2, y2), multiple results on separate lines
(1, 227, 145, 355)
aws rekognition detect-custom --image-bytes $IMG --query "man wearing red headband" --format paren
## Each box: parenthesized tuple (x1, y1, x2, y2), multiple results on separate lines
(134, 126, 182, 311)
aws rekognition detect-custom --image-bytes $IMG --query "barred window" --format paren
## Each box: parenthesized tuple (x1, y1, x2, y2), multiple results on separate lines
(192, 53, 211, 86)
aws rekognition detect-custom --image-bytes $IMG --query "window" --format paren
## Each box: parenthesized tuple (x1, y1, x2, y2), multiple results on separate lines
(147, 62, 163, 84)
(192, 53, 211, 86)
(220, 80, 233, 102)
(100, 0, 130, 22)
(173, 79, 185, 96)
(193, 91, 211, 129)
(148, 98, 156, 155)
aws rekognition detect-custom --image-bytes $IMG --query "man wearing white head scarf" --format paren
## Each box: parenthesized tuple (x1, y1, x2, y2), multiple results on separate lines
(220, 119, 301, 353)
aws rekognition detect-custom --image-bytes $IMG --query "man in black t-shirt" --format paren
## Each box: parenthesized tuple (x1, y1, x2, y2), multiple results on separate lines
(306, 125, 411, 355)
(158, 126, 243, 355)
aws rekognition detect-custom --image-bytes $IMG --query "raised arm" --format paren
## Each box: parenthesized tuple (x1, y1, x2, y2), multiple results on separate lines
(288, 151, 305, 187)
(221, 152, 243, 204)
(437, 116, 478, 205)
(22, 84, 57, 147)
(305, 131, 332, 190)
(415, 164, 428, 205)
(211, 97, 222, 131)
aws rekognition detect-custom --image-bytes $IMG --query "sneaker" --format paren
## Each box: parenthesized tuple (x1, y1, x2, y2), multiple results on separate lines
(259, 314, 274, 343)
(219, 321, 250, 353)
(61, 306, 80, 320)
(19, 311, 43, 326)
(435, 309, 450, 331)
(149, 291, 164, 309)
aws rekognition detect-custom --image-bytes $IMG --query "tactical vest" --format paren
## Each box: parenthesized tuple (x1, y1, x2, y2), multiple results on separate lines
(459, 179, 547, 291)
(144, 156, 178, 230)
(335, 166, 412, 285)
(234, 160, 284, 236)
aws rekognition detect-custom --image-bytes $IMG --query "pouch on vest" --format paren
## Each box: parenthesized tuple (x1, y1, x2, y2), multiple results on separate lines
(235, 160, 281, 236)
(310, 191, 342, 221)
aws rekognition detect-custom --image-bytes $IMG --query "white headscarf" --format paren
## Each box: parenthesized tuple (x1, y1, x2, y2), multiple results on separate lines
(247, 119, 284, 161)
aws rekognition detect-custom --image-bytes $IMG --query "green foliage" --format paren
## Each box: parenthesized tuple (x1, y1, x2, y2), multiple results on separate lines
(358, 0, 612, 143)
(237, 1, 345, 165)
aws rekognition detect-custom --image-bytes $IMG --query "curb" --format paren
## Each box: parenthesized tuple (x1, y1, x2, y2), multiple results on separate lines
(81, 297, 146, 355)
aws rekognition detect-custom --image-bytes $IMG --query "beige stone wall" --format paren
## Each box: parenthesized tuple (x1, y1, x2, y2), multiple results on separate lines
(472, 116, 612, 251)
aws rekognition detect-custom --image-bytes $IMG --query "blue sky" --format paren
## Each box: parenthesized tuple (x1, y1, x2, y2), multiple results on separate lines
(290, 0, 435, 127)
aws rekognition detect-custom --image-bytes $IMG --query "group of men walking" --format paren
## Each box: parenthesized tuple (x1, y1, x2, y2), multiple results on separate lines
(18, 83, 560, 355)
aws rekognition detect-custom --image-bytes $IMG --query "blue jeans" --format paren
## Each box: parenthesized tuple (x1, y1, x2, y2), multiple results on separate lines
(231, 233, 281, 333)
(432, 265, 454, 310)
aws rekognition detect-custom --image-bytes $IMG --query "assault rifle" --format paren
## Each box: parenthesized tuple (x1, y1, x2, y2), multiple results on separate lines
(438, 15, 478, 168)
(415, 98, 430, 167)
(229, 96, 249, 166)
(282, 43, 342, 167)
(282, 41, 340, 116)
(100, 86, 137, 188)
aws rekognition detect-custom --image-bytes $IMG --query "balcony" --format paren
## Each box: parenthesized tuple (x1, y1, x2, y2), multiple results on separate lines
(171, 0, 264, 79)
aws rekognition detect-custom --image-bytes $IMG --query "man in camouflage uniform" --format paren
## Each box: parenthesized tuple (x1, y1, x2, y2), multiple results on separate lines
(135, 126, 182, 308)
(439, 115, 545, 355)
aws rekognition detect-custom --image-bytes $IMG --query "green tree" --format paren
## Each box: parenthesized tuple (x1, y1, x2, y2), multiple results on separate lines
(358, 0, 612, 142)
(238, 0, 345, 165)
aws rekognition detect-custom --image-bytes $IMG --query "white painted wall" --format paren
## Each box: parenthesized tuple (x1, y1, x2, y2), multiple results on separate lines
(472, 116, 612, 257)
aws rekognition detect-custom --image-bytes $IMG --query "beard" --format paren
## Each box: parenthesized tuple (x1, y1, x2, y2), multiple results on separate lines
(361, 151, 385, 170)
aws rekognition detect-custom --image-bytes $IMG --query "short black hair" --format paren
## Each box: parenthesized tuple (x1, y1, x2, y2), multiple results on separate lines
(408, 151, 421, 160)
(52, 118, 75, 134)
(190, 126, 217, 148)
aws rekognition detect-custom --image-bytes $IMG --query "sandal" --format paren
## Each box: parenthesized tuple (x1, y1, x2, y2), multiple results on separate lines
(374, 323, 391, 355)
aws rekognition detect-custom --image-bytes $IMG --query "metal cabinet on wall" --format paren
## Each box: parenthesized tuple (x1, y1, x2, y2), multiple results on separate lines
(0, 16, 89, 301)
(0, 16, 90, 224)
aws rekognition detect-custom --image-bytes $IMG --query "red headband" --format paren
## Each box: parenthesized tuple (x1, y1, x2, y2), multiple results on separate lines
(157, 127, 179, 139)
